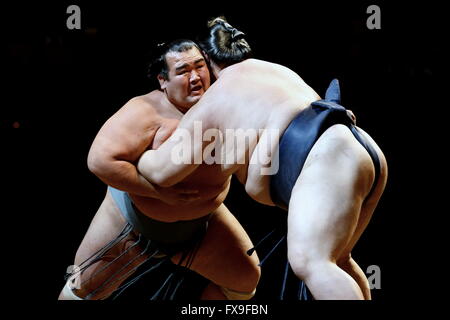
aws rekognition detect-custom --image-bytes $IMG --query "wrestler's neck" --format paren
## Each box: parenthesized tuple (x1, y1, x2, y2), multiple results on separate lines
(210, 61, 226, 79)
(159, 89, 187, 115)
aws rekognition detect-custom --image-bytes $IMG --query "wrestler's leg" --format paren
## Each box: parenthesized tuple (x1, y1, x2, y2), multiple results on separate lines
(58, 188, 147, 300)
(336, 128, 388, 300)
(287, 124, 376, 300)
(171, 204, 260, 300)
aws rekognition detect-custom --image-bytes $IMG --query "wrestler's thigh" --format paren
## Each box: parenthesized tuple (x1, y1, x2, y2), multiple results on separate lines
(337, 128, 388, 259)
(287, 125, 372, 263)
(73, 188, 146, 299)
(177, 204, 260, 293)
(74, 188, 127, 265)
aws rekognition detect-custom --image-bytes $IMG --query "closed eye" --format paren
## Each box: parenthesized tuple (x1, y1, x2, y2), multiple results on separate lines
(176, 69, 189, 75)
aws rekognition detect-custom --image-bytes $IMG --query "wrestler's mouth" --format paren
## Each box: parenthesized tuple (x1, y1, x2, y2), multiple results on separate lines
(190, 85, 203, 95)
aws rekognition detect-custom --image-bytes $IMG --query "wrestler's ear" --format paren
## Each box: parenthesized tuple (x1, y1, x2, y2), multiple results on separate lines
(202, 50, 210, 62)
(157, 74, 167, 90)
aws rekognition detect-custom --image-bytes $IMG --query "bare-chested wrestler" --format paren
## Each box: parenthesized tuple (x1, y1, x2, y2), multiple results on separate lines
(137, 18, 388, 300)
(58, 39, 260, 300)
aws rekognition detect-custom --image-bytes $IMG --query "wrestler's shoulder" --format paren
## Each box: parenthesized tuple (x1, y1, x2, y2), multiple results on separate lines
(225, 59, 291, 77)
(104, 93, 162, 129)
(225, 58, 260, 72)
(235, 58, 279, 69)
(125, 91, 163, 112)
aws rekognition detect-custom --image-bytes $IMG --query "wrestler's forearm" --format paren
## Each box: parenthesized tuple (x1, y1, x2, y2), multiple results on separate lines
(137, 149, 198, 187)
(89, 158, 159, 198)
(137, 150, 169, 185)
(137, 118, 205, 187)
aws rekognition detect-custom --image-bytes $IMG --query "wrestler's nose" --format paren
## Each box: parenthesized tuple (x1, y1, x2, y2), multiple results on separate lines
(190, 70, 200, 83)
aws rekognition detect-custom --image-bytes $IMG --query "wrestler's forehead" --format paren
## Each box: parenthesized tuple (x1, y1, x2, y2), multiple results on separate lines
(165, 48, 204, 69)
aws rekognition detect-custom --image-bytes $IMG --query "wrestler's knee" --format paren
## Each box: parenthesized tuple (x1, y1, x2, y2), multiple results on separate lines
(233, 254, 261, 293)
(245, 262, 261, 292)
(336, 252, 352, 268)
(287, 244, 325, 279)
(219, 286, 256, 300)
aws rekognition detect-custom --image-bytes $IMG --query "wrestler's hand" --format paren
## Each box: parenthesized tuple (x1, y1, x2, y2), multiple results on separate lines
(154, 184, 200, 206)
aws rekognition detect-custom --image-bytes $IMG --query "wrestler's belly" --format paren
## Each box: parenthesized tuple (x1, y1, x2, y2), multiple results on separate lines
(130, 164, 230, 222)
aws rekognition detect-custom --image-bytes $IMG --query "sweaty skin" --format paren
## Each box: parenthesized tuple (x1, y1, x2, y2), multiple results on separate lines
(138, 59, 321, 204)
(88, 90, 231, 222)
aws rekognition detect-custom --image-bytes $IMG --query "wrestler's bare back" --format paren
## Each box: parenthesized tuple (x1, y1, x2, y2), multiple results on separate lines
(89, 90, 230, 222)
(168, 59, 321, 204)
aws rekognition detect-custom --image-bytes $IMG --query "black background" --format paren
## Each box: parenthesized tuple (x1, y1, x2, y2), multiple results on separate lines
(4, 0, 444, 306)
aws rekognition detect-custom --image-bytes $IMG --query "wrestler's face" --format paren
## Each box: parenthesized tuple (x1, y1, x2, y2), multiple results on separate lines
(159, 47, 210, 113)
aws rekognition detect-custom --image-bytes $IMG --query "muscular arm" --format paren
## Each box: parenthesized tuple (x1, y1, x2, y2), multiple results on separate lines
(87, 98, 162, 197)
(137, 103, 211, 187)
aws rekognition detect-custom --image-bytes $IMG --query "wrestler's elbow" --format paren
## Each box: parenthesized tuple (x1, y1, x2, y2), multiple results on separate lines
(87, 147, 114, 179)
(244, 181, 260, 200)
(87, 148, 104, 175)
(137, 152, 173, 186)
(245, 181, 275, 206)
